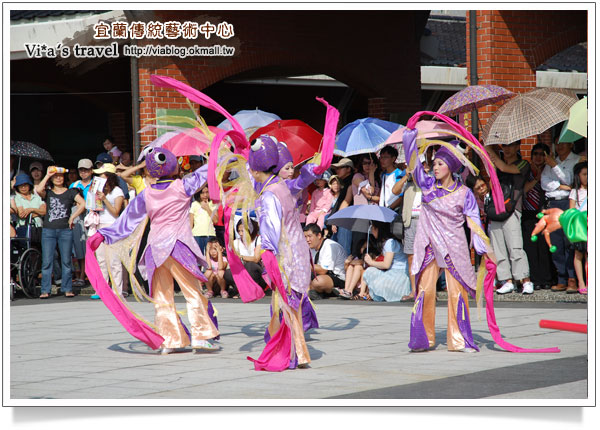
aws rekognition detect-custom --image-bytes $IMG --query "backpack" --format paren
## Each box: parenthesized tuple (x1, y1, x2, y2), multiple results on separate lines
(484, 178, 522, 222)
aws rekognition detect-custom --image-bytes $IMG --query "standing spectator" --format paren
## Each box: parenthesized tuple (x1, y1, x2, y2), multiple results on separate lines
(569, 161, 587, 294)
(119, 152, 133, 168)
(35, 166, 86, 299)
(541, 138, 580, 293)
(304, 223, 348, 300)
(69, 158, 95, 287)
(103, 135, 122, 164)
(359, 221, 411, 302)
(329, 158, 355, 255)
(92, 163, 127, 297)
(66, 169, 79, 187)
(378, 146, 407, 210)
(119, 160, 155, 195)
(96, 153, 130, 204)
(486, 141, 534, 294)
(189, 183, 218, 256)
(305, 171, 334, 229)
(10, 155, 25, 190)
(521, 143, 554, 290)
(29, 162, 44, 191)
(189, 155, 204, 172)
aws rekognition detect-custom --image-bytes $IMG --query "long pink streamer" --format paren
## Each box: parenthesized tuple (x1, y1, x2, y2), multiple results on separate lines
(222, 206, 265, 303)
(313, 97, 340, 174)
(406, 110, 505, 215)
(484, 259, 560, 353)
(247, 250, 293, 371)
(85, 232, 165, 350)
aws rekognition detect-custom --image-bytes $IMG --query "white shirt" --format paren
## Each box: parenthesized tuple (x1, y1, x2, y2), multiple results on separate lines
(234, 236, 261, 258)
(569, 188, 587, 211)
(541, 151, 580, 199)
(98, 187, 124, 225)
(379, 168, 404, 208)
(311, 238, 348, 280)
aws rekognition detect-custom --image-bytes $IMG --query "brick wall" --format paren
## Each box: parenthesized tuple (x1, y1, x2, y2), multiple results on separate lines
(136, 10, 427, 146)
(466, 10, 587, 158)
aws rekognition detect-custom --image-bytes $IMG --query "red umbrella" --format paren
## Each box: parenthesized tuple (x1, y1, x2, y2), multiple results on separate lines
(248, 120, 323, 166)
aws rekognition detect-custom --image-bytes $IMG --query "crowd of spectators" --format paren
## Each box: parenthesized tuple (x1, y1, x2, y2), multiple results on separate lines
(9, 129, 588, 301)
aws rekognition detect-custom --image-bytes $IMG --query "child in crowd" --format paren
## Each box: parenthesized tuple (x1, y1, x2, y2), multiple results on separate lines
(569, 161, 587, 294)
(190, 184, 218, 257)
(103, 136, 122, 164)
(305, 171, 334, 229)
(204, 238, 228, 298)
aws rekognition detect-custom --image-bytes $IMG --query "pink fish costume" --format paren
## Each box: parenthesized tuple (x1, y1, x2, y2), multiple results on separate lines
(86, 147, 219, 353)
(402, 111, 559, 354)
(147, 75, 339, 370)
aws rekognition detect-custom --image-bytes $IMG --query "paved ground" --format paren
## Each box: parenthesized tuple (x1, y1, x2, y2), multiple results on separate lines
(8, 292, 589, 405)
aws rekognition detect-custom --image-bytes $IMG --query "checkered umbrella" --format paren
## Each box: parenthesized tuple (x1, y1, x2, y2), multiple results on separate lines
(481, 88, 578, 146)
(437, 85, 516, 117)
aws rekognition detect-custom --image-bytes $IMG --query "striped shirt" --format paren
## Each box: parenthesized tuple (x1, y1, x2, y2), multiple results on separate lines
(523, 169, 544, 211)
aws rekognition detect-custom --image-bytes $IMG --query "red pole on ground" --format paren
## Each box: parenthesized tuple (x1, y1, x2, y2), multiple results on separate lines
(539, 320, 587, 333)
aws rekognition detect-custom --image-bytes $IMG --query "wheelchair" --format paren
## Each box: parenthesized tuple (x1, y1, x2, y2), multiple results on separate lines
(10, 215, 42, 299)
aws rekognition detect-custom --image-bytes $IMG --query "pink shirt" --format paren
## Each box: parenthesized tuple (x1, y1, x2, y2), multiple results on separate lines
(308, 188, 333, 217)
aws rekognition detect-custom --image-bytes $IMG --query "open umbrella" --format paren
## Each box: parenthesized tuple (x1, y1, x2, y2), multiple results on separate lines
(217, 108, 281, 139)
(326, 205, 397, 256)
(559, 96, 587, 142)
(10, 141, 54, 162)
(334, 117, 400, 157)
(437, 84, 516, 117)
(481, 88, 578, 145)
(249, 120, 323, 166)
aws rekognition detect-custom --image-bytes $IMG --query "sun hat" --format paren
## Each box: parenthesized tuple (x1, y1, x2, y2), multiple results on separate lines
(14, 173, 33, 189)
(331, 157, 354, 169)
(78, 159, 93, 169)
(93, 163, 117, 174)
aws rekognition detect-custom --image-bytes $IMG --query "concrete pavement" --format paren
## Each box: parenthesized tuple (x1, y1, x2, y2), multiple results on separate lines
(8, 296, 589, 404)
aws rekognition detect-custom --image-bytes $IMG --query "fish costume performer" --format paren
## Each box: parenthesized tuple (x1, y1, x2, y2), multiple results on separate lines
(401, 111, 560, 353)
(87, 74, 339, 371)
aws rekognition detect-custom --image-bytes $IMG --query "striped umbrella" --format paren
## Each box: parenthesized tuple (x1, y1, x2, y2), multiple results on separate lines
(481, 88, 578, 146)
(437, 85, 516, 117)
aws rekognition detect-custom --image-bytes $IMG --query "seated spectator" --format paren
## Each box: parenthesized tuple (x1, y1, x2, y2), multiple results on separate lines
(12, 173, 45, 234)
(35, 166, 86, 299)
(190, 183, 218, 256)
(304, 223, 348, 300)
(358, 221, 411, 302)
(204, 238, 228, 298)
(486, 141, 534, 295)
(224, 219, 267, 297)
(338, 237, 378, 299)
(306, 171, 334, 229)
(103, 135, 122, 164)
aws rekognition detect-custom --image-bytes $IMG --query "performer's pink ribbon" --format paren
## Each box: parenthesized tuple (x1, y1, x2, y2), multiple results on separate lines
(85, 232, 165, 350)
(484, 259, 560, 353)
(247, 250, 293, 371)
(313, 97, 340, 175)
(222, 206, 265, 303)
(406, 110, 505, 216)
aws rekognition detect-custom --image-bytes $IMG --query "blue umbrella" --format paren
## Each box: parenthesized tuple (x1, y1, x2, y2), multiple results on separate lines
(326, 205, 397, 233)
(334, 118, 401, 157)
(217, 108, 281, 138)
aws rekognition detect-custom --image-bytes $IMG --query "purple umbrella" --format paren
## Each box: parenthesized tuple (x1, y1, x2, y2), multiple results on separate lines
(437, 85, 516, 117)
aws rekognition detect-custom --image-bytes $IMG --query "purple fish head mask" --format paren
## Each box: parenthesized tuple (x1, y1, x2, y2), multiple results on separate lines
(248, 134, 279, 172)
(145, 147, 178, 178)
(274, 141, 293, 173)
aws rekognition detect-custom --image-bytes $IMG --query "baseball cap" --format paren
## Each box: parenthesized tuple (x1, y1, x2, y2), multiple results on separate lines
(95, 152, 113, 164)
(331, 158, 354, 169)
(93, 163, 117, 175)
(189, 155, 204, 162)
(78, 159, 93, 169)
(29, 161, 43, 172)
